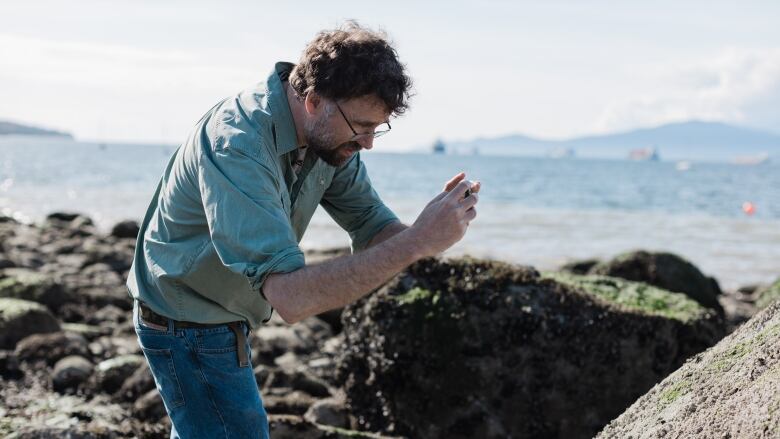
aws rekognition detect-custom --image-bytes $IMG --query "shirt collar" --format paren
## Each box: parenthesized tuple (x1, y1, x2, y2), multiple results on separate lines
(266, 62, 300, 156)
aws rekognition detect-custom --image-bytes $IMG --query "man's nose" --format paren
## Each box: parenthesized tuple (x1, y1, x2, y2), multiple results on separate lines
(358, 136, 374, 150)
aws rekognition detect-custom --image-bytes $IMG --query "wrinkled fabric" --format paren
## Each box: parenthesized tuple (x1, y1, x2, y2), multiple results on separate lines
(127, 62, 399, 328)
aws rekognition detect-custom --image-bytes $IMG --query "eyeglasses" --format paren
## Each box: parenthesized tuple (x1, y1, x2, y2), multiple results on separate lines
(334, 101, 391, 141)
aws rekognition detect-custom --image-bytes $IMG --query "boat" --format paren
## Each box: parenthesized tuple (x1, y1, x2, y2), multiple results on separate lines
(732, 153, 770, 165)
(675, 161, 691, 171)
(432, 139, 446, 154)
(628, 147, 659, 161)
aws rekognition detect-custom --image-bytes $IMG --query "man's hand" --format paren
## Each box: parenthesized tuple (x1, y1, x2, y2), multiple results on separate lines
(408, 172, 480, 258)
(263, 172, 480, 324)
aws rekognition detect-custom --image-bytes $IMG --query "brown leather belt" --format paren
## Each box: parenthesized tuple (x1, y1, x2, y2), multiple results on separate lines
(138, 302, 250, 367)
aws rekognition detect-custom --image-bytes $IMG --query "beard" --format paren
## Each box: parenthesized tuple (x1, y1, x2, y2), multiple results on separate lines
(303, 106, 361, 167)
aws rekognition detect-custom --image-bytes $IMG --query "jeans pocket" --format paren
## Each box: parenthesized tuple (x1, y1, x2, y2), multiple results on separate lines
(196, 326, 237, 354)
(141, 347, 185, 409)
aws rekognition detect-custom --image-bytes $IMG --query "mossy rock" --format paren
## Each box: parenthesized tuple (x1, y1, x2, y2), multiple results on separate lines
(0, 297, 61, 348)
(597, 301, 780, 438)
(589, 250, 723, 313)
(543, 272, 709, 323)
(0, 268, 73, 310)
(338, 257, 725, 439)
(756, 278, 780, 310)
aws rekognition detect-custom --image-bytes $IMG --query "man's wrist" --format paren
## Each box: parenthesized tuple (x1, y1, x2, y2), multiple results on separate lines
(393, 226, 428, 262)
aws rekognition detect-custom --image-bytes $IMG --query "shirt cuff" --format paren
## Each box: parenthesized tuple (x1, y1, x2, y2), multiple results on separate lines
(249, 245, 306, 298)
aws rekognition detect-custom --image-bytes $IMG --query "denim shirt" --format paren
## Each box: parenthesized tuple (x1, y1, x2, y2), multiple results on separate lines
(126, 62, 399, 328)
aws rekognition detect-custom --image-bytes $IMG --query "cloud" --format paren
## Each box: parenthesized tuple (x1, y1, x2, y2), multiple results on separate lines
(597, 47, 780, 133)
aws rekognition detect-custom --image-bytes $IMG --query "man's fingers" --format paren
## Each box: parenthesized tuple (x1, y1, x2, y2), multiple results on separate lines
(443, 172, 466, 192)
(470, 181, 481, 194)
(460, 192, 479, 209)
(445, 180, 472, 202)
(465, 207, 477, 222)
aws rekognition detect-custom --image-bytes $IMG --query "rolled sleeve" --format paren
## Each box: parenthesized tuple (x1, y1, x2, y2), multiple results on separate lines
(319, 152, 400, 252)
(197, 141, 305, 292)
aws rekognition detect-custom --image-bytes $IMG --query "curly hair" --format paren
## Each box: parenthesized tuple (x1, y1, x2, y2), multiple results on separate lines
(289, 21, 413, 116)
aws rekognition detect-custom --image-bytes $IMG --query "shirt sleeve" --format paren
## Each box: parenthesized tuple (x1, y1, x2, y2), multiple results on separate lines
(197, 142, 305, 293)
(319, 152, 400, 253)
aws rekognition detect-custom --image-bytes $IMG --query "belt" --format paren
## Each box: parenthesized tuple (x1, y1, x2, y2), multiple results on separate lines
(137, 301, 250, 367)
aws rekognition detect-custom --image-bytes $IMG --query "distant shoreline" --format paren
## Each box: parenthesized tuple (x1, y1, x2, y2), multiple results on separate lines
(0, 120, 73, 138)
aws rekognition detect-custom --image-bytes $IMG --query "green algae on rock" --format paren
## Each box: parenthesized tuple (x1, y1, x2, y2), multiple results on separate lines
(0, 268, 71, 310)
(589, 250, 723, 313)
(756, 278, 780, 310)
(543, 272, 709, 323)
(338, 257, 725, 439)
(0, 297, 60, 348)
(597, 301, 780, 439)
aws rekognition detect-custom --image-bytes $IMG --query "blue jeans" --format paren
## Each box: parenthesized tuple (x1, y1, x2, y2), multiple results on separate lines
(133, 301, 269, 438)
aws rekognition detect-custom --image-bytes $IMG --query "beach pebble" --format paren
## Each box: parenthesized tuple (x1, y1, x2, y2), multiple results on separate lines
(94, 354, 145, 393)
(110, 220, 140, 239)
(52, 355, 93, 393)
(14, 331, 89, 365)
(303, 397, 349, 428)
(133, 388, 166, 421)
(0, 349, 23, 380)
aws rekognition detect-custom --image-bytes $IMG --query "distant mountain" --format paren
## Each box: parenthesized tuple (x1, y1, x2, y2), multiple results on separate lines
(0, 120, 72, 138)
(440, 121, 780, 162)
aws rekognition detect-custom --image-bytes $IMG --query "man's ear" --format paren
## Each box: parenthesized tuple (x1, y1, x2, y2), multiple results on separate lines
(304, 91, 322, 116)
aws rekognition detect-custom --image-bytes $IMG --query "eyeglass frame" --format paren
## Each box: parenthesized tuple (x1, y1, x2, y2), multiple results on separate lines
(334, 101, 391, 141)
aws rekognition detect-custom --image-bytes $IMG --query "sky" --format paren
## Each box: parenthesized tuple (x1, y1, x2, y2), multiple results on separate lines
(1, 0, 779, 151)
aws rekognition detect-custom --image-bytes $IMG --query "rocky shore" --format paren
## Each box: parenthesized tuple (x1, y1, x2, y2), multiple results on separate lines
(0, 213, 777, 438)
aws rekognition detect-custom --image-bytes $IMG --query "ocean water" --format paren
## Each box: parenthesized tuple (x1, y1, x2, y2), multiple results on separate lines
(1, 136, 778, 290)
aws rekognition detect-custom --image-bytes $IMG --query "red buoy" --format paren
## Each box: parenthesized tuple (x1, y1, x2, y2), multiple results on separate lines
(742, 202, 756, 215)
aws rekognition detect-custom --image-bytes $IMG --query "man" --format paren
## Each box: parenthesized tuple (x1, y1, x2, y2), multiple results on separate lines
(127, 22, 480, 438)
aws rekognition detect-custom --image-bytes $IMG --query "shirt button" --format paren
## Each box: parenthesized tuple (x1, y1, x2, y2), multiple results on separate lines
(319, 178, 325, 185)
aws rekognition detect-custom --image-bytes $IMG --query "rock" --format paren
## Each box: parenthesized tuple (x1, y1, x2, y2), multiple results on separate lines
(81, 240, 134, 275)
(132, 388, 166, 421)
(304, 397, 350, 429)
(268, 414, 395, 439)
(6, 426, 115, 439)
(337, 257, 725, 439)
(264, 391, 317, 415)
(0, 268, 73, 310)
(110, 220, 140, 239)
(0, 256, 16, 269)
(597, 301, 780, 438)
(254, 364, 272, 387)
(589, 250, 724, 313)
(316, 309, 344, 334)
(304, 247, 351, 265)
(268, 415, 327, 439)
(755, 277, 780, 310)
(52, 355, 94, 393)
(93, 354, 144, 394)
(0, 298, 60, 349)
(88, 335, 141, 360)
(114, 362, 155, 401)
(14, 331, 89, 365)
(0, 349, 24, 380)
(265, 365, 332, 397)
(87, 305, 127, 326)
(559, 258, 601, 274)
(44, 212, 96, 237)
(61, 322, 111, 341)
(255, 325, 318, 358)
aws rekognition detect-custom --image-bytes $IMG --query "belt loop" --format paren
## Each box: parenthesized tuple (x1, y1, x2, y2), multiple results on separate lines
(228, 322, 249, 368)
(167, 311, 175, 334)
